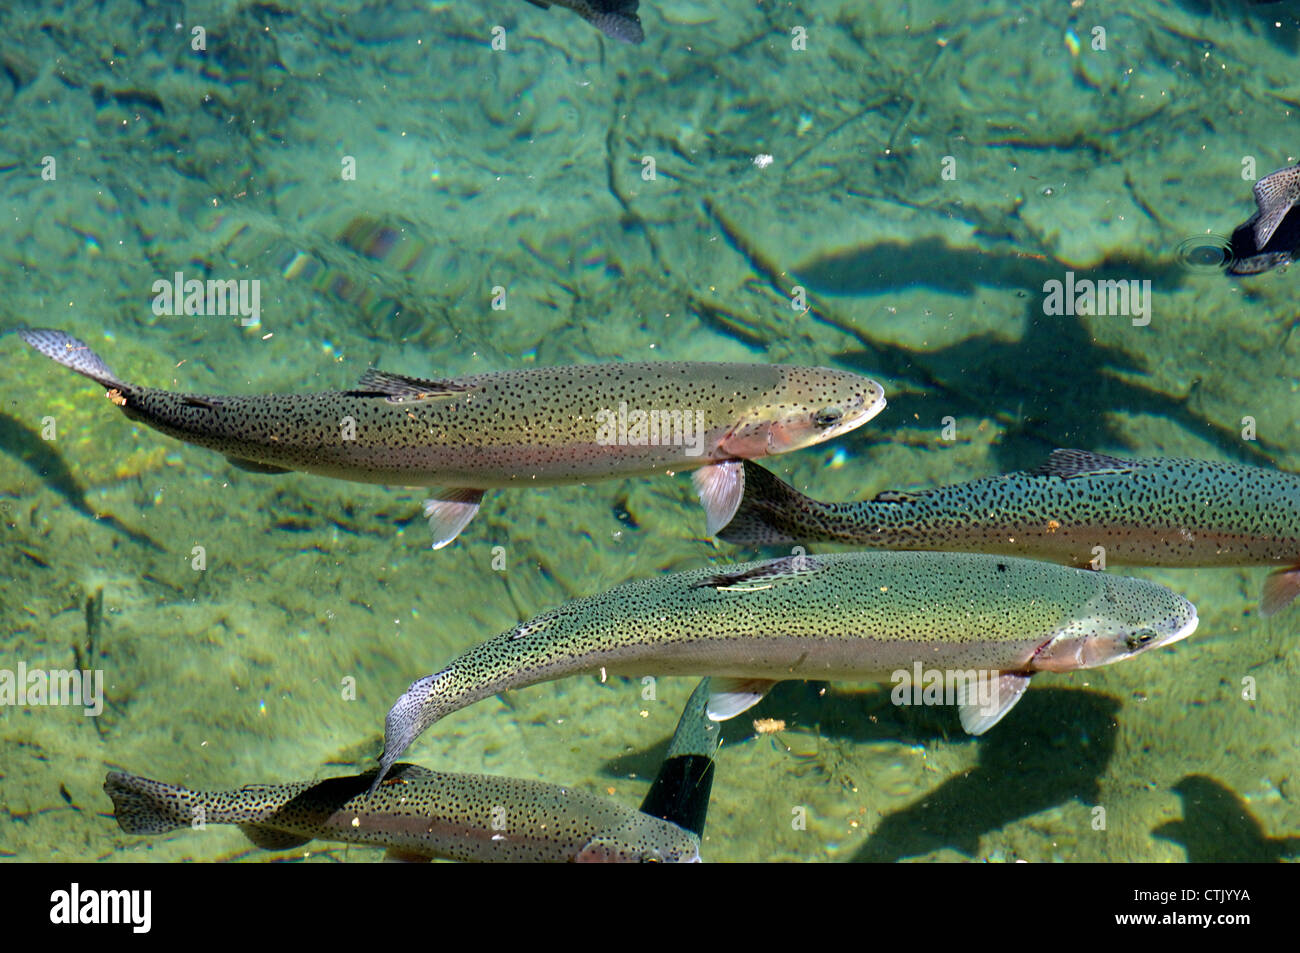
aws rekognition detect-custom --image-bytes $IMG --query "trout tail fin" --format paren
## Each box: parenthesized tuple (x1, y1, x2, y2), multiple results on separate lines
(17, 328, 129, 391)
(1251, 164, 1300, 249)
(104, 772, 200, 835)
(715, 460, 819, 545)
(370, 669, 456, 795)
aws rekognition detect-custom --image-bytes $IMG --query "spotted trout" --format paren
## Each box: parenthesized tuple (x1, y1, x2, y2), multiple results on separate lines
(374, 550, 1198, 788)
(18, 328, 884, 547)
(104, 762, 700, 863)
(522, 0, 644, 43)
(718, 449, 1300, 616)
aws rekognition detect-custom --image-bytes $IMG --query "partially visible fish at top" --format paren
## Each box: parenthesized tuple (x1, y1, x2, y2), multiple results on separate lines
(17, 329, 884, 548)
(718, 449, 1300, 615)
(1228, 161, 1300, 275)
(521, 0, 644, 44)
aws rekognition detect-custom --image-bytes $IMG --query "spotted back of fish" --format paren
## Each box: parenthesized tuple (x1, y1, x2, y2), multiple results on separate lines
(721, 450, 1300, 568)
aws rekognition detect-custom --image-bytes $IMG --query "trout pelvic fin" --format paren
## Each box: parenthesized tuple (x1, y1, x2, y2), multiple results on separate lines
(1259, 567, 1300, 617)
(692, 460, 745, 537)
(706, 677, 776, 720)
(423, 489, 485, 549)
(956, 672, 1032, 735)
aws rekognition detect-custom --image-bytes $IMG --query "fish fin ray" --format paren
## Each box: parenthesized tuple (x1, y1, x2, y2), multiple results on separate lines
(1032, 448, 1137, 479)
(18, 327, 128, 391)
(103, 772, 195, 835)
(422, 489, 484, 549)
(692, 553, 821, 590)
(353, 369, 473, 402)
(1259, 568, 1300, 617)
(1252, 165, 1300, 247)
(372, 672, 453, 794)
(706, 677, 777, 720)
(692, 460, 745, 537)
(957, 672, 1031, 735)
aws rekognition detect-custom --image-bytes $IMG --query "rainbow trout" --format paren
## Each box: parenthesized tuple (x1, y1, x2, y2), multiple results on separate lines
(1228, 161, 1300, 276)
(523, 0, 644, 44)
(104, 761, 701, 863)
(373, 550, 1197, 787)
(718, 450, 1300, 616)
(18, 328, 884, 546)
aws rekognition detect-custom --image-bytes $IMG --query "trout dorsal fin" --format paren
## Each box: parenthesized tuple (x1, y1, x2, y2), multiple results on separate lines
(1032, 449, 1137, 479)
(691, 554, 821, 591)
(352, 369, 473, 402)
(872, 489, 919, 503)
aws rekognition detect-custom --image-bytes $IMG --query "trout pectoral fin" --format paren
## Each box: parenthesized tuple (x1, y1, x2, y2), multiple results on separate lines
(706, 677, 776, 720)
(957, 672, 1031, 735)
(423, 489, 484, 549)
(225, 455, 292, 474)
(237, 823, 311, 851)
(1259, 567, 1300, 617)
(692, 460, 744, 537)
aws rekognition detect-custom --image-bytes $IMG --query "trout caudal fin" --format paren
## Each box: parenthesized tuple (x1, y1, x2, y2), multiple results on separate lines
(370, 670, 454, 794)
(18, 328, 128, 391)
(104, 772, 199, 835)
(1251, 164, 1300, 250)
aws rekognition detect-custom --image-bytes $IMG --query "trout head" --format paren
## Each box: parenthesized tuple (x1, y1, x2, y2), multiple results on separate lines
(720, 369, 886, 458)
(575, 817, 702, 863)
(1030, 578, 1199, 673)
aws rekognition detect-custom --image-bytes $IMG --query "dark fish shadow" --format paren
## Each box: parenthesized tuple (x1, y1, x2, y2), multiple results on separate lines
(1152, 774, 1300, 862)
(824, 300, 1280, 473)
(1172, 0, 1300, 53)
(839, 688, 1121, 861)
(0, 412, 162, 551)
(605, 682, 1121, 862)
(793, 235, 1279, 468)
(795, 238, 1187, 299)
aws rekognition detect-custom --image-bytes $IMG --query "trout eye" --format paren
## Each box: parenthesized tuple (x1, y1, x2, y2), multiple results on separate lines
(813, 407, 843, 428)
(1126, 628, 1159, 651)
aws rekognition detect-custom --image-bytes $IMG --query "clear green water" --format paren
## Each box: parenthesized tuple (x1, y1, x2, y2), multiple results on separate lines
(1, 0, 1297, 862)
